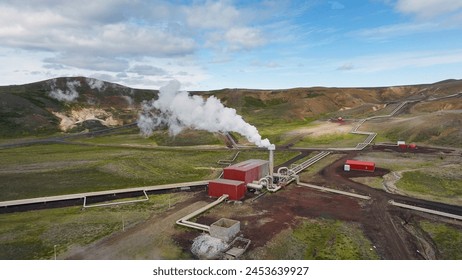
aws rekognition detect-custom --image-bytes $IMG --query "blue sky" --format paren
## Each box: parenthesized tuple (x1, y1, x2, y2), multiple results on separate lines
(1, 0, 462, 90)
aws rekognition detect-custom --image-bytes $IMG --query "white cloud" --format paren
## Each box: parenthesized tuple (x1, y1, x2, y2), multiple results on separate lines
(225, 27, 266, 50)
(251, 61, 281, 68)
(184, 0, 241, 29)
(339, 49, 462, 73)
(353, 22, 440, 40)
(0, 0, 271, 89)
(128, 65, 167, 76)
(337, 63, 354, 71)
(0, 10, 196, 58)
(182, 0, 267, 52)
(45, 56, 129, 72)
(396, 0, 462, 19)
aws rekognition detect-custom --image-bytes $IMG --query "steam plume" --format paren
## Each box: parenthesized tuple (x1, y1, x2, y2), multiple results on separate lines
(48, 79, 80, 102)
(137, 80, 272, 148)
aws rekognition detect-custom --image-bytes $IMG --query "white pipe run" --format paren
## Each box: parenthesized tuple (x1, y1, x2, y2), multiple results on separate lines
(389, 200, 462, 221)
(176, 194, 229, 232)
(295, 176, 371, 200)
(247, 182, 264, 190)
(82, 190, 149, 208)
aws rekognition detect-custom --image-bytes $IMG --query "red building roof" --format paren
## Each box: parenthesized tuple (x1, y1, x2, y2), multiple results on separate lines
(209, 178, 244, 186)
(224, 159, 268, 172)
(345, 159, 375, 167)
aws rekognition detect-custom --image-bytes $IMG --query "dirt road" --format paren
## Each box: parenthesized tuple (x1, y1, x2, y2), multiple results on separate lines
(318, 152, 462, 259)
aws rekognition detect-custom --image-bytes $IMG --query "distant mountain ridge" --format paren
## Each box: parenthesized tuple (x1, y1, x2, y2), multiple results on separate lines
(0, 77, 461, 138)
(0, 77, 157, 137)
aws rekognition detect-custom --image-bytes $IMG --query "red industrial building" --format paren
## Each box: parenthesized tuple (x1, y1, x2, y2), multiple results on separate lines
(344, 159, 375, 172)
(223, 159, 269, 184)
(208, 179, 247, 201)
(208, 159, 269, 200)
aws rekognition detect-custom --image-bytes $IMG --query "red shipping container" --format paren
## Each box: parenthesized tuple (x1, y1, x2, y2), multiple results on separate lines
(345, 159, 375, 172)
(223, 159, 268, 183)
(208, 179, 246, 200)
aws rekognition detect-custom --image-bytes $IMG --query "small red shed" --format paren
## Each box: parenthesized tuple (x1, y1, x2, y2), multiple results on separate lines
(208, 178, 246, 201)
(344, 159, 375, 172)
(397, 140, 407, 150)
(223, 159, 269, 184)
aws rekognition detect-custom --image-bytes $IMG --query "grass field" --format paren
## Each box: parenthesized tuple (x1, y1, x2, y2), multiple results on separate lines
(419, 220, 462, 259)
(355, 152, 462, 204)
(351, 177, 384, 190)
(355, 152, 439, 171)
(250, 218, 379, 260)
(0, 192, 190, 260)
(0, 144, 230, 201)
(298, 154, 344, 182)
(293, 133, 365, 148)
(397, 171, 462, 204)
(0, 142, 299, 201)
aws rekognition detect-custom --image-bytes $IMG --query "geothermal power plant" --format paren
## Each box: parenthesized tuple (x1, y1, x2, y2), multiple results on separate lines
(1, 79, 462, 261)
(209, 145, 281, 200)
(175, 145, 335, 259)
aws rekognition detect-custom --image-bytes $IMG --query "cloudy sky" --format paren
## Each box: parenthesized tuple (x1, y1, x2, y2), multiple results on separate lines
(1, 0, 462, 90)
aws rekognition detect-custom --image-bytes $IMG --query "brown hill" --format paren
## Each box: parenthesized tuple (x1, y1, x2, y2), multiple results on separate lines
(1, 77, 461, 141)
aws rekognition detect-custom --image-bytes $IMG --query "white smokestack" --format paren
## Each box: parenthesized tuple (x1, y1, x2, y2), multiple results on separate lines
(137, 80, 272, 148)
(268, 144, 275, 178)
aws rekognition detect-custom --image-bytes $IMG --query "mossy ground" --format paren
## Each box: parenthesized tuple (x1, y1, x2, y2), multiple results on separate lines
(0, 193, 190, 260)
(419, 220, 462, 259)
(251, 218, 379, 260)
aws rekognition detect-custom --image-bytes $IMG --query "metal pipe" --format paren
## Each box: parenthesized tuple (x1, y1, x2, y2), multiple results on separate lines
(83, 190, 149, 208)
(176, 194, 229, 232)
(295, 176, 371, 200)
(0, 180, 209, 208)
(277, 167, 289, 175)
(267, 185, 282, 192)
(389, 200, 462, 221)
(258, 177, 270, 187)
(247, 183, 264, 190)
(262, 175, 282, 192)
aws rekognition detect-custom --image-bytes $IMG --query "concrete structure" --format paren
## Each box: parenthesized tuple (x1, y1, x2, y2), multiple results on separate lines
(344, 159, 375, 172)
(210, 218, 240, 242)
(208, 179, 246, 200)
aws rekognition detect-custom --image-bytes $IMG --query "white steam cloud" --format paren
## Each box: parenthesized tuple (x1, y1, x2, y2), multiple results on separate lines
(48, 79, 81, 102)
(137, 80, 272, 148)
(86, 78, 107, 91)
